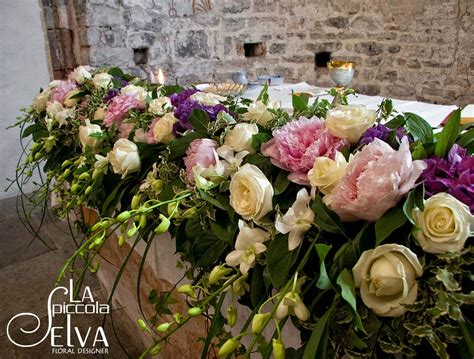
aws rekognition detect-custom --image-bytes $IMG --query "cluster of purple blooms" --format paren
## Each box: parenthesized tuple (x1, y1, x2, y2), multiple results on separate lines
(359, 123, 408, 147)
(169, 89, 228, 134)
(420, 144, 473, 212)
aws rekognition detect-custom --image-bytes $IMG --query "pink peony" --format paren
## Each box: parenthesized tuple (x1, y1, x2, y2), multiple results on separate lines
(104, 95, 143, 128)
(184, 139, 218, 183)
(118, 122, 134, 139)
(50, 80, 77, 104)
(261, 116, 348, 185)
(325, 137, 427, 222)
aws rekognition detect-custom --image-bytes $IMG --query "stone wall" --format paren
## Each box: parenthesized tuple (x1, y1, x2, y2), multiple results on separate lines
(42, 0, 473, 105)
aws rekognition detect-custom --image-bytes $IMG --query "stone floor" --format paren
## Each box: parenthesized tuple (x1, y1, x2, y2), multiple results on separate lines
(0, 195, 141, 358)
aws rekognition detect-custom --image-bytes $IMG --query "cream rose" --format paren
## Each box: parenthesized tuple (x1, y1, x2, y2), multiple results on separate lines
(230, 164, 274, 221)
(70, 65, 92, 84)
(46, 101, 63, 119)
(92, 73, 113, 89)
(32, 89, 50, 112)
(121, 84, 148, 105)
(152, 113, 176, 144)
(108, 138, 141, 178)
(190, 92, 227, 106)
(224, 123, 259, 153)
(79, 119, 102, 151)
(243, 100, 279, 126)
(412, 193, 473, 254)
(353, 244, 423, 317)
(325, 105, 376, 144)
(93, 107, 106, 120)
(308, 152, 348, 194)
(149, 97, 172, 116)
(63, 89, 82, 107)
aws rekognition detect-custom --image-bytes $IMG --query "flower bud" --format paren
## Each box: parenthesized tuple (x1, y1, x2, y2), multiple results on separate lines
(154, 214, 170, 235)
(78, 172, 90, 181)
(139, 214, 147, 228)
(117, 235, 126, 247)
(251, 313, 270, 334)
(34, 152, 42, 160)
(149, 344, 161, 356)
(131, 194, 141, 210)
(217, 338, 239, 357)
(92, 169, 101, 180)
(74, 158, 83, 166)
(71, 184, 80, 194)
(188, 307, 203, 317)
(91, 222, 102, 232)
(167, 202, 179, 217)
(181, 207, 198, 219)
(209, 265, 232, 285)
(156, 322, 172, 332)
(61, 160, 72, 168)
(63, 168, 71, 177)
(177, 284, 196, 298)
(173, 313, 184, 324)
(31, 142, 42, 153)
(85, 186, 93, 195)
(116, 211, 131, 222)
(227, 306, 237, 327)
(137, 319, 148, 331)
(272, 338, 285, 359)
(127, 223, 138, 238)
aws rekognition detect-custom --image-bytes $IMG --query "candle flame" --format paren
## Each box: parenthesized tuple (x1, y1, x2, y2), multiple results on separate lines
(157, 68, 165, 85)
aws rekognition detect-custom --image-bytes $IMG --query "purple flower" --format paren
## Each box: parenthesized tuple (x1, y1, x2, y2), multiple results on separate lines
(169, 89, 229, 135)
(104, 89, 120, 103)
(359, 124, 408, 147)
(420, 144, 474, 213)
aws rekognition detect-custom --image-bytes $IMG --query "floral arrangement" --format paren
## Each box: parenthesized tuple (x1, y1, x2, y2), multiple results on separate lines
(12, 65, 473, 358)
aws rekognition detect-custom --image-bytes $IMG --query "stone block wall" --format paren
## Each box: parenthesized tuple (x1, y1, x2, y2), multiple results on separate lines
(42, 0, 473, 105)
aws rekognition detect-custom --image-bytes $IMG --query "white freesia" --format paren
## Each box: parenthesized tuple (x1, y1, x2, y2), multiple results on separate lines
(190, 91, 227, 106)
(148, 97, 172, 116)
(353, 244, 423, 317)
(216, 145, 248, 173)
(70, 65, 92, 84)
(308, 152, 348, 194)
(224, 123, 259, 153)
(108, 139, 141, 178)
(243, 100, 279, 126)
(55, 108, 75, 126)
(192, 155, 228, 190)
(325, 105, 376, 144)
(229, 164, 274, 221)
(32, 89, 51, 112)
(92, 73, 113, 89)
(79, 119, 102, 151)
(225, 221, 270, 274)
(94, 154, 109, 172)
(275, 189, 314, 251)
(413, 193, 473, 254)
(275, 278, 310, 321)
(121, 84, 148, 105)
(152, 112, 176, 144)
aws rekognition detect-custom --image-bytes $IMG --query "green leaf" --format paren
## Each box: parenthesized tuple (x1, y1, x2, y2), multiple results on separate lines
(411, 141, 428, 160)
(292, 92, 309, 112)
(436, 268, 461, 291)
(273, 170, 290, 195)
(256, 83, 269, 103)
(457, 128, 474, 151)
(108, 67, 124, 77)
(250, 265, 266, 307)
(385, 114, 405, 129)
(198, 189, 228, 211)
(167, 131, 207, 161)
(188, 109, 210, 132)
(192, 232, 228, 267)
(311, 195, 345, 235)
(68, 90, 86, 100)
(315, 244, 332, 289)
(251, 133, 271, 151)
(22, 123, 44, 138)
(405, 112, 433, 143)
(302, 306, 333, 359)
(266, 235, 298, 288)
(403, 190, 417, 225)
(435, 109, 460, 157)
(375, 206, 407, 246)
(337, 269, 366, 333)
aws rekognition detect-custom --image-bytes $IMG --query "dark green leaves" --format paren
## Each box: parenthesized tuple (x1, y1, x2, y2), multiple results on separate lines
(375, 206, 407, 246)
(251, 133, 271, 151)
(188, 109, 210, 132)
(302, 306, 333, 359)
(337, 269, 366, 333)
(315, 244, 332, 289)
(405, 112, 433, 143)
(273, 170, 290, 195)
(266, 235, 298, 288)
(434, 109, 460, 157)
(22, 123, 45, 138)
(256, 83, 269, 103)
(292, 92, 309, 112)
(311, 195, 345, 235)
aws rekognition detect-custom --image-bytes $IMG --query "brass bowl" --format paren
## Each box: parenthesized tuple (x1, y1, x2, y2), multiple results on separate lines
(204, 82, 247, 96)
(327, 61, 355, 88)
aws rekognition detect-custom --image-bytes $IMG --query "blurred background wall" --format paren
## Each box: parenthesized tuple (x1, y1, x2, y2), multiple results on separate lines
(0, 0, 51, 199)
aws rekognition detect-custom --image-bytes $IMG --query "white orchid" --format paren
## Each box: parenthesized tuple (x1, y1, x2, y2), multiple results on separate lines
(225, 221, 270, 274)
(275, 277, 310, 321)
(216, 145, 249, 173)
(275, 188, 314, 251)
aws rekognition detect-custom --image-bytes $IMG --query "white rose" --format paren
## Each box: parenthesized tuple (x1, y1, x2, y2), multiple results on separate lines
(190, 92, 226, 106)
(149, 97, 172, 116)
(243, 100, 279, 126)
(121, 84, 148, 105)
(32, 90, 50, 112)
(63, 89, 82, 107)
(92, 73, 113, 89)
(308, 152, 348, 194)
(230, 164, 273, 220)
(79, 119, 102, 151)
(224, 123, 259, 153)
(353, 244, 423, 317)
(412, 193, 473, 254)
(55, 108, 74, 126)
(325, 105, 376, 144)
(70, 65, 92, 84)
(152, 112, 176, 144)
(108, 138, 141, 178)
(46, 101, 63, 119)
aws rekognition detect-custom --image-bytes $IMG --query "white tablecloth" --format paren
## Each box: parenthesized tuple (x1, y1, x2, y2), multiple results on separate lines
(243, 82, 458, 127)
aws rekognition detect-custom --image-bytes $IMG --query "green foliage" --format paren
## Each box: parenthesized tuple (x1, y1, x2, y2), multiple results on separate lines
(266, 234, 299, 288)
